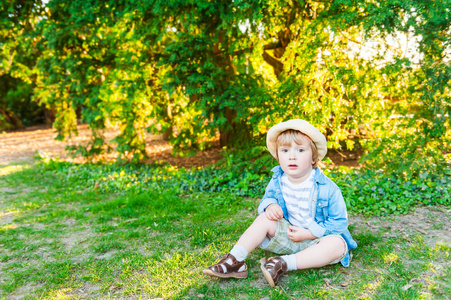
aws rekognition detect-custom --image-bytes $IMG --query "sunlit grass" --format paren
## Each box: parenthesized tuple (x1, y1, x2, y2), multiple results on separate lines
(0, 164, 28, 177)
(0, 160, 449, 299)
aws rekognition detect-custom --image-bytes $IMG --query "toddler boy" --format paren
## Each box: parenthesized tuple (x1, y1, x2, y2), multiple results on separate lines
(203, 119, 357, 287)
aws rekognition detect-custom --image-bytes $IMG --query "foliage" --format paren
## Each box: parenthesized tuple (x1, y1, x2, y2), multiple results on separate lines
(1, 0, 450, 172)
(40, 149, 451, 217)
(0, 75, 44, 129)
(0, 0, 47, 129)
(327, 167, 451, 216)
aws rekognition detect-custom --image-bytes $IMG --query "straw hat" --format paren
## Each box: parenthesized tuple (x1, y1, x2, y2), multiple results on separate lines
(266, 119, 327, 160)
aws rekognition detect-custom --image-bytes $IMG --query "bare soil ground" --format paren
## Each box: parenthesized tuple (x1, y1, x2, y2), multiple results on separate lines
(0, 124, 223, 168)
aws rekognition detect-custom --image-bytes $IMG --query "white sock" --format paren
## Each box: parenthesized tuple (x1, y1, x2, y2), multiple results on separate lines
(229, 244, 248, 262)
(281, 254, 297, 271)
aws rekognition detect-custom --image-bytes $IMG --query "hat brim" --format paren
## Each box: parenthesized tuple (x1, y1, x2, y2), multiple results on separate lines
(266, 119, 327, 160)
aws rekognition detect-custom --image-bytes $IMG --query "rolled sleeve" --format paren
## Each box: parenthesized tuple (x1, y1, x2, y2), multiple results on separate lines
(258, 177, 279, 215)
(258, 197, 277, 215)
(307, 221, 326, 238)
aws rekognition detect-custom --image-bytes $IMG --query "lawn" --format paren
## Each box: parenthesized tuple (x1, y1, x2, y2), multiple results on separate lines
(0, 160, 450, 299)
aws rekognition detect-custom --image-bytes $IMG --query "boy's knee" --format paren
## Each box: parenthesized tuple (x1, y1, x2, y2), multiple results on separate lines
(331, 236, 347, 257)
(320, 235, 347, 257)
(256, 212, 271, 223)
(256, 213, 279, 225)
(255, 213, 277, 234)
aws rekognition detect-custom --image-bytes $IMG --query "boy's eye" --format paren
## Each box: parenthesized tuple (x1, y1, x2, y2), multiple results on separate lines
(281, 148, 288, 153)
(297, 148, 304, 152)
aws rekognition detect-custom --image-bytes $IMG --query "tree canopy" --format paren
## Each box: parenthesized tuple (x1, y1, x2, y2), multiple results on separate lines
(1, 0, 450, 173)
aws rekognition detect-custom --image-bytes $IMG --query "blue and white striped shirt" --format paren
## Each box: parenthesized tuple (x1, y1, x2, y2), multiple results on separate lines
(280, 170, 315, 228)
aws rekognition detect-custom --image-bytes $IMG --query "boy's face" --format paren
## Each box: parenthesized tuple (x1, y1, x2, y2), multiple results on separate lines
(277, 137, 315, 184)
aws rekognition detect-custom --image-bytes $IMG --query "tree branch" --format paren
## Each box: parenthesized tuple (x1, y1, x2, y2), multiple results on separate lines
(262, 51, 283, 77)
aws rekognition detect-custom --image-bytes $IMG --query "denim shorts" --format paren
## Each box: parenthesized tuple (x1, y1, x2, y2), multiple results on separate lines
(260, 218, 347, 265)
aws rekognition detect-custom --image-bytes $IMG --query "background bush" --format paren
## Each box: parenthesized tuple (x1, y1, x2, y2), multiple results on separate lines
(1, 0, 450, 172)
(41, 149, 451, 217)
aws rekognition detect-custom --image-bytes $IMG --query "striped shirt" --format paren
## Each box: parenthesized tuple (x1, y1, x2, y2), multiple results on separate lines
(280, 170, 315, 228)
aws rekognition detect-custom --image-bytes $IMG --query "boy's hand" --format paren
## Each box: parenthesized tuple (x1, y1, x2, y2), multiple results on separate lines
(287, 226, 316, 242)
(265, 204, 283, 221)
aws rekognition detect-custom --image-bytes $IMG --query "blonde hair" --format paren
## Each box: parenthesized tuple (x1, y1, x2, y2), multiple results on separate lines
(276, 129, 320, 168)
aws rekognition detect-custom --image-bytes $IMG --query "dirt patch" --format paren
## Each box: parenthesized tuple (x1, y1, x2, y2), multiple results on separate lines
(0, 212, 15, 225)
(0, 124, 223, 168)
(71, 283, 101, 298)
(61, 228, 96, 251)
(6, 282, 45, 300)
(326, 148, 364, 168)
(350, 206, 451, 247)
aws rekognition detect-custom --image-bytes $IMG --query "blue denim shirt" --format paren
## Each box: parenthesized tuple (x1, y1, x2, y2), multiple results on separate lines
(258, 166, 357, 267)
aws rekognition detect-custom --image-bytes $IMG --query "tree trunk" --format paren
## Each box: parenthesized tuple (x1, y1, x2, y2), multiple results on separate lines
(44, 107, 56, 126)
(219, 107, 251, 147)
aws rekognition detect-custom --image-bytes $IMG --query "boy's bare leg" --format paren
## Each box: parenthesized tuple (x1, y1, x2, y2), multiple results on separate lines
(294, 235, 346, 269)
(236, 213, 277, 253)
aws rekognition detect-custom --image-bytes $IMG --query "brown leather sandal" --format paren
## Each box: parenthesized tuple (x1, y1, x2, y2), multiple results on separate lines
(260, 257, 287, 287)
(203, 253, 248, 279)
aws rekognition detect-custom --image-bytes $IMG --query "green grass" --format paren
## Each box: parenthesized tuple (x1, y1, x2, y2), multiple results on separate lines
(0, 161, 450, 299)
